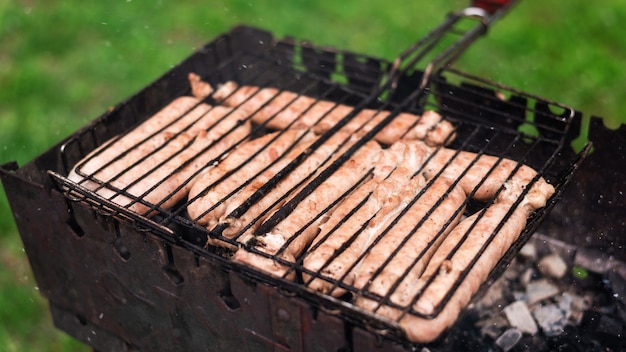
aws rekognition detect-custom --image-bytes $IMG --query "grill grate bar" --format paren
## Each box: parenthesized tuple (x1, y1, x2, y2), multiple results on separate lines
(206, 94, 381, 234)
(48, 170, 176, 238)
(432, 68, 575, 143)
(211, 129, 357, 238)
(186, 129, 312, 225)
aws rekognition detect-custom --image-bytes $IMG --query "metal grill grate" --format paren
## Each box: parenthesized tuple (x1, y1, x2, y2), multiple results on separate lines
(45, 23, 589, 343)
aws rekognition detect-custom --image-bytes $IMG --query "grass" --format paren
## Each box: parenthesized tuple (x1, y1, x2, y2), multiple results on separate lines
(1, 0, 624, 350)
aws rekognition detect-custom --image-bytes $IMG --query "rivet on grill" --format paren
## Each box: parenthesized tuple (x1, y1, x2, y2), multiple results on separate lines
(277, 308, 290, 321)
(113, 237, 132, 261)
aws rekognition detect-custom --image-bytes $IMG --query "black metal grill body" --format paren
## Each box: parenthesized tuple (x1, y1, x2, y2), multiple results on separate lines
(1, 25, 613, 351)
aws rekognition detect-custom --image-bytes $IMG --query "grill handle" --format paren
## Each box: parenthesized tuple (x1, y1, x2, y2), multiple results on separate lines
(470, 0, 514, 14)
(386, 0, 518, 93)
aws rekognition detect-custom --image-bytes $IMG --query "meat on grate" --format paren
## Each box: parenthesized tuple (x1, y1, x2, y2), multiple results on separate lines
(66, 73, 556, 344)
(189, 73, 455, 147)
(68, 97, 251, 215)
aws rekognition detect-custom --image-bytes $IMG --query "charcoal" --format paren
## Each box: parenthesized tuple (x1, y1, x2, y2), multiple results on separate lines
(464, 233, 626, 351)
(513, 291, 527, 302)
(518, 242, 537, 261)
(592, 315, 623, 338)
(520, 268, 536, 287)
(495, 328, 522, 352)
(532, 235, 577, 264)
(479, 278, 507, 309)
(558, 292, 572, 318)
(537, 254, 568, 279)
(544, 328, 594, 352)
(514, 335, 550, 352)
(559, 292, 587, 326)
(526, 279, 560, 305)
(574, 248, 609, 274)
(503, 301, 538, 335)
(578, 311, 625, 351)
(532, 304, 568, 337)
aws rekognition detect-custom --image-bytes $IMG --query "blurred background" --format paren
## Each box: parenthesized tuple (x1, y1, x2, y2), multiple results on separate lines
(1, 0, 624, 350)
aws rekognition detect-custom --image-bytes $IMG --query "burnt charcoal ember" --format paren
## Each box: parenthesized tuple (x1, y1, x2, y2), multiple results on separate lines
(526, 279, 560, 304)
(559, 292, 581, 325)
(519, 268, 537, 287)
(478, 276, 508, 309)
(543, 327, 600, 352)
(558, 292, 574, 321)
(593, 315, 623, 339)
(476, 314, 509, 340)
(532, 304, 568, 337)
(495, 328, 522, 352)
(518, 242, 537, 261)
(503, 301, 538, 335)
(537, 254, 568, 279)
(574, 248, 610, 274)
(510, 335, 549, 352)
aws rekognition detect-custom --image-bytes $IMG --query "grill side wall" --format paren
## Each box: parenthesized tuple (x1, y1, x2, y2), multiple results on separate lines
(1, 166, 350, 351)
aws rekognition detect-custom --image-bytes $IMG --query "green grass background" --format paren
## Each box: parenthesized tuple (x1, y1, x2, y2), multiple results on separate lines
(1, 0, 624, 350)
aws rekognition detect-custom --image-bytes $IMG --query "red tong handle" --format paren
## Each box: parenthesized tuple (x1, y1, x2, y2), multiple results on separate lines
(471, 0, 512, 14)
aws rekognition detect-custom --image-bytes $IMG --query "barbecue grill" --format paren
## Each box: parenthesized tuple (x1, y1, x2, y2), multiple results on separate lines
(2, 1, 623, 350)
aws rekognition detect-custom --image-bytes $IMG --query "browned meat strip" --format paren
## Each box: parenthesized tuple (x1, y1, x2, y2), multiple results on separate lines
(395, 178, 554, 343)
(187, 129, 314, 228)
(214, 130, 333, 240)
(303, 142, 430, 296)
(353, 175, 466, 315)
(204, 79, 455, 146)
(422, 147, 541, 202)
(350, 144, 555, 343)
(69, 98, 251, 215)
(69, 96, 203, 188)
(233, 140, 383, 279)
(188, 72, 214, 99)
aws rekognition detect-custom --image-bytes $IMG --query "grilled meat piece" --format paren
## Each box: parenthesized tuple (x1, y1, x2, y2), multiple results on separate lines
(68, 97, 251, 215)
(396, 178, 554, 343)
(218, 131, 356, 243)
(351, 145, 555, 343)
(303, 142, 428, 296)
(190, 76, 455, 146)
(187, 129, 314, 229)
(233, 139, 383, 279)
(353, 175, 467, 313)
(188, 72, 214, 100)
